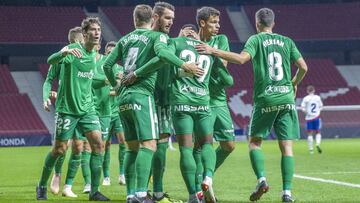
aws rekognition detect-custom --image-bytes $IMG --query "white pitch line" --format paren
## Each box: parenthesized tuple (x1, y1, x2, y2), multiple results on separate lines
(299, 171, 360, 175)
(294, 174, 360, 188)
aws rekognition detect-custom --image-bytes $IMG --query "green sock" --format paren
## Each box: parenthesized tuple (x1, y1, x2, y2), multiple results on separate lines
(54, 152, 66, 174)
(90, 152, 103, 195)
(136, 147, 154, 192)
(118, 143, 126, 175)
(81, 151, 91, 185)
(250, 149, 265, 179)
(152, 142, 168, 193)
(39, 152, 58, 187)
(103, 148, 111, 178)
(281, 156, 294, 190)
(193, 148, 203, 192)
(215, 146, 232, 172)
(124, 150, 137, 195)
(180, 146, 196, 195)
(201, 144, 216, 178)
(65, 153, 81, 185)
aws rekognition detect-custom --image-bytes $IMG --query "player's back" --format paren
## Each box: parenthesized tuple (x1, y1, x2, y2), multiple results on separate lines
(244, 32, 302, 107)
(302, 94, 323, 120)
(170, 36, 216, 106)
(119, 28, 163, 96)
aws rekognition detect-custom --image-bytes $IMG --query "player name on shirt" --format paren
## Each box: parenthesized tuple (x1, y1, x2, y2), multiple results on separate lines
(120, 33, 150, 46)
(263, 39, 284, 48)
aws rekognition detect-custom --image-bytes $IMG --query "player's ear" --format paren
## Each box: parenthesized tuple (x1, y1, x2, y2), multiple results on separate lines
(200, 19, 205, 28)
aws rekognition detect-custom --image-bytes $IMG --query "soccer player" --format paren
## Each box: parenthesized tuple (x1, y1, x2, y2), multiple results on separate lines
(301, 85, 323, 154)
(103, 5, 202, 202)
(37, 17, 110, 201)
(168, 25, 220, 203)
(42, 26, 92, 197)
(151, 2, 183, 202)
(196, 8, 308, 202)
(189, 7, 235, 200)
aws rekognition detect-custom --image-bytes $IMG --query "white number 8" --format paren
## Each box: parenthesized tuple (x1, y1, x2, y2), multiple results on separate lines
(268, 52, 283, 81)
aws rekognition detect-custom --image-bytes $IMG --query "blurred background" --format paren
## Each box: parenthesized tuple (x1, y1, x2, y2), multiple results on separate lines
(1, 0, 359, 147)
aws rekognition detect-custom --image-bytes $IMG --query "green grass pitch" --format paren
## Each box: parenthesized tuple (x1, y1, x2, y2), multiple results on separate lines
(0, 138, 359, 202)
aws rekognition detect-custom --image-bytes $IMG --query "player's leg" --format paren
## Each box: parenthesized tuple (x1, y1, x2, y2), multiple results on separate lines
(98, 116, 111, 186)
(37, 113, 77, 200)
(248, 107, 274, 202)
(172, 107, 198, 202)
(81, 113, 109, 201)
(193, 140, 203, 201)
(274, 107, 300, 202)
(134, 95, 158, 201)
(306, 120, 314, 153)
(81, 140, 92, 193)
(195, 110, 216, 203)
(315, 118, 322, 153)
(110, 114, 126, 185)
(212, 106, 235, 172)
(62, 136, 84, 198)
(50, 139, 70, 195)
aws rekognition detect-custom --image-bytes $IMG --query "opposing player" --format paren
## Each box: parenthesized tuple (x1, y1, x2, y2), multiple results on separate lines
(301, 85, 323, 154)
(196, 8, 308, 202)
(103, 5, 202, 202)
(37, 17, 110, 201)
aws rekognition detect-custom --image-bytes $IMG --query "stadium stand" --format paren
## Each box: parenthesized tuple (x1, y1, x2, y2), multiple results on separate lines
(244, 2, 360, 40)
(101, 6, 239, 41)
(0, 64, 19, 93)
(0, 6, 86, 43)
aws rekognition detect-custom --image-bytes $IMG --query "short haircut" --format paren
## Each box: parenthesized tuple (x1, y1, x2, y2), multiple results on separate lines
(105, 41, 117, 50)
(153, 1, 175, 17)
(181, 24, 198, 33)
(68, 26, 82, 43)
(255, 8, 275, 27)
(133, 4, 153, 26)
(81, 17, 101, 33)
(307, 85, 315, 93)
(196, 7, 220, 27)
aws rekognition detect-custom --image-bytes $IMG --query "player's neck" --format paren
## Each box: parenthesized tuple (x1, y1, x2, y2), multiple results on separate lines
(199, 29, 212, 42)
(136, 24, 152, 30)
(260, 28, 273, 33)
(83, 42, 95, 52)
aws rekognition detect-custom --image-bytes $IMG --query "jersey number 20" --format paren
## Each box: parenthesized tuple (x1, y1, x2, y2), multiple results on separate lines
(180, 49, 211, 82)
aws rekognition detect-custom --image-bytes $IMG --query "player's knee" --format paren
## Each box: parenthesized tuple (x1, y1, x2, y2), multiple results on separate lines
(141, 140, 157, 152)
(221, 141, 235, 152)
(105, 140, 111, 149)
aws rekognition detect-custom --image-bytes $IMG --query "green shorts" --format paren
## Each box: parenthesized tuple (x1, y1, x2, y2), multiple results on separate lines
(210, 106, 235, 141)
(156, 105, 172, 135)
(172, 104, 213, 137)
(99, 116, 111, 141)
(55, 112, 101, 141)
(73, 127, 87, 140)
(119, 92, 158, 142)
(109, 114, 124, 136)
(249, 103, 300, 140)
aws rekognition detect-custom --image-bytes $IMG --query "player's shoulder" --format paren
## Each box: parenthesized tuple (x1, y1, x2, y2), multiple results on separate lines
(214, 34, 229, 41)
(67, 42, 82, 49)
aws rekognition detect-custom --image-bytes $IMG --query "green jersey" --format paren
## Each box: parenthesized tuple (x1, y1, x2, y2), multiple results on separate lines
(154, 63, 171, 106)
(48, 42, 96, 115)
(110, 65, 123, 115)
(169, 37, 217, 106)
(92, 54, 111, 117)
(104, 28, 175, 97)
(243, 32, 302, 107)
(42, 64, 61, 103)
(207, 35, 233, 107)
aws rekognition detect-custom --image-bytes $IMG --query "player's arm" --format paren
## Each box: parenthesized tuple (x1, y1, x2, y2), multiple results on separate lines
(300, 98, 307, 113)
(103, 41, 123, 88)
(42, 64, 60, 112)
(47, 45, 81, 65)
(212, 58, 234, 87)
(319, 97, 324, 111)
(196, 42, 251, 65)
(92, 79, 107, 89)
(154, 35, 203, 76)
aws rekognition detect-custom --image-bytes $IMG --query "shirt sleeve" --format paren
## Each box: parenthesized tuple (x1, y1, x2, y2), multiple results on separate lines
(218, 35, 230, 51)
(104, 40, 123, 87)
(289, 39, 302, 62)
(154, 34, 184, 67)
(243, 35, 258, 59)
(42, 64, 60, 102)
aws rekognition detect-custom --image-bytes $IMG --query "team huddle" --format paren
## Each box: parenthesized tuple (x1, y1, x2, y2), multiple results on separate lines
(36, 2, 308, 203)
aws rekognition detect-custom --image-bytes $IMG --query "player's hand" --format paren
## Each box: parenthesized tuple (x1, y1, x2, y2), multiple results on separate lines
(109, 90, 117, 96)
(61, 46, 82, 58)
(195, 42, 215, 55)
(117, 72, 124, 80)
(181, 62, 204, 77)
(49, 91, 57, 100)
(122, 71, 137, 86)
(179, 27, 199, 40)
(43, 99, 51, 112)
